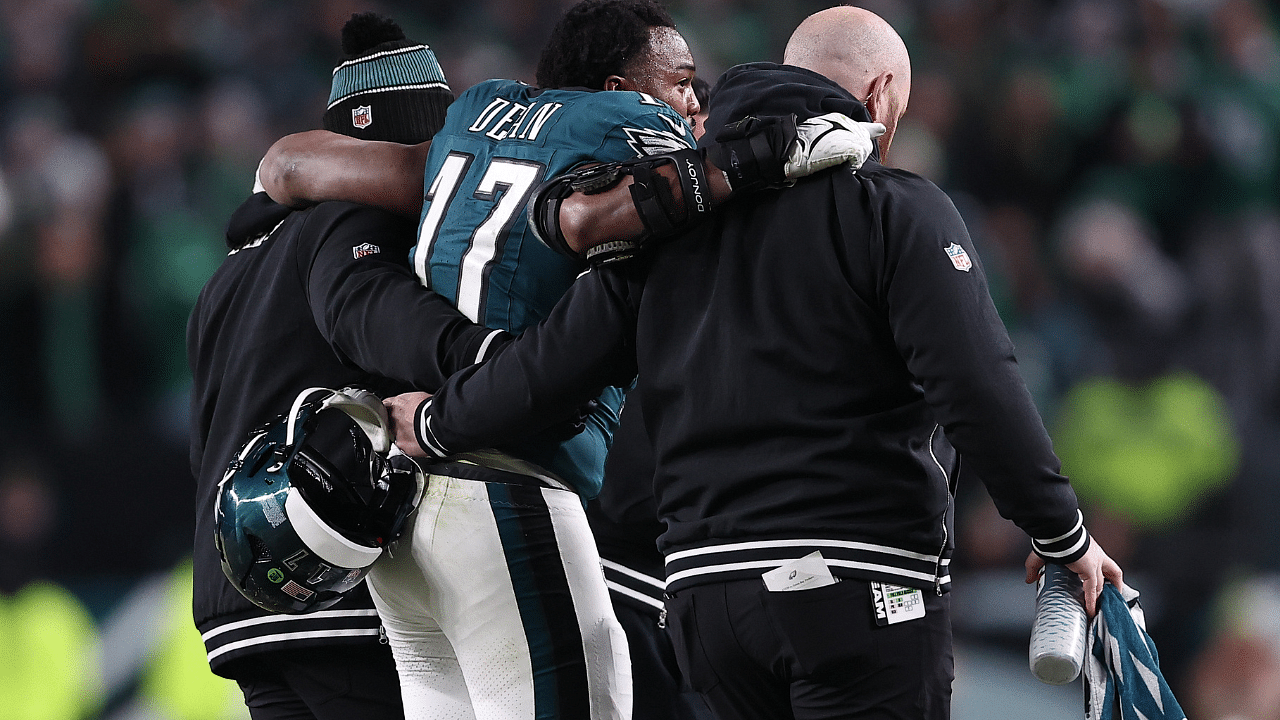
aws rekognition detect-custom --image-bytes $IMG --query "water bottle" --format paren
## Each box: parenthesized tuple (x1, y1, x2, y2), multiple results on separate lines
(1029, 563, 1088, 685)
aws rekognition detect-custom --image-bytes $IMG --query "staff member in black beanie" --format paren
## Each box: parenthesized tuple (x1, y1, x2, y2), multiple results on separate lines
(187, 14, 503, 720)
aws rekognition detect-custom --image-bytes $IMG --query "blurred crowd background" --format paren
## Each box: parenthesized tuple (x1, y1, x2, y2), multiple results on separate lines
(2, 0, 1279, 717)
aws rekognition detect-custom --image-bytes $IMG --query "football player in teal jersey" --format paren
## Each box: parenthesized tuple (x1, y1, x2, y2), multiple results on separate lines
(264, 0, 699, 500)
(260, 3, 697, 719)
(399, 6, 702, 498)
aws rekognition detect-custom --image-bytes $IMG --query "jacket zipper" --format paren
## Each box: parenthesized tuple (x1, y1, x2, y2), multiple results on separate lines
(928, 424, 950, 595)
(935, 508, 947, 596)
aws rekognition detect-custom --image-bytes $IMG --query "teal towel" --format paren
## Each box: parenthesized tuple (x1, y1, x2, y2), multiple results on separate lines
(1083, 583, 1186, 720)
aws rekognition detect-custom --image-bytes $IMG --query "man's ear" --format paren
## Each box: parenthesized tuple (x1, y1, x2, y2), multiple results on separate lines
(604, 75, 626, 91)
(863, 71, 893, 124)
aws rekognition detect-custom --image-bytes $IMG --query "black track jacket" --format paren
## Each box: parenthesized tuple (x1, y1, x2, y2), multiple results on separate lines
(187, 194, 504, 674)
(411, 64, 1091, 594)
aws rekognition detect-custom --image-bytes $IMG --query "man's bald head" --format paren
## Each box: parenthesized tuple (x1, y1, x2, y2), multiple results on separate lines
(783, 6, 911, 160)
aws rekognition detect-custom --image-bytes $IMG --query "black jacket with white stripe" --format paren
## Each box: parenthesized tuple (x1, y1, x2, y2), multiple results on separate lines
(589, 392, 668, 612)
(411, 63, 1090, 595)
(187, 193, 503, 674)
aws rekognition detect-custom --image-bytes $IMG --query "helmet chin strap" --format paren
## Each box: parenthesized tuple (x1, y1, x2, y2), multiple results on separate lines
(386, 445, 428, 510)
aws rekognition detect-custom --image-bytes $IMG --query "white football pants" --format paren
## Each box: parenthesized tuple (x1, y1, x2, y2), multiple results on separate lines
(368, 466, 631, 720)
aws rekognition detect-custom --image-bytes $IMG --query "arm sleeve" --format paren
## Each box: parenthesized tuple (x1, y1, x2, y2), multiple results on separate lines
(303, 205, 511, 391)
(413, 263, 643, 457)
(874, 176, 1089, 562)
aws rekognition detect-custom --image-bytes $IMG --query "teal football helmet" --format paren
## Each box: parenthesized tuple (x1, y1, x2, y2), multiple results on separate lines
(215, 387, 421, 614)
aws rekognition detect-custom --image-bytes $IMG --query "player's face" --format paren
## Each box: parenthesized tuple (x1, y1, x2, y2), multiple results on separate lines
(692, 108, 709, 140)
(613, 27, 700, 123)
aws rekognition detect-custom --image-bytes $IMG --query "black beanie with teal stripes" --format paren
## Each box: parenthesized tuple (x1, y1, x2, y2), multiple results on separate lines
(323, 13, 453, 144)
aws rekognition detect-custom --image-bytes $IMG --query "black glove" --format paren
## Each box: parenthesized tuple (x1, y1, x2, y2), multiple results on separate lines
(706, 113, 885, 192)
(705, 114, 799, 192)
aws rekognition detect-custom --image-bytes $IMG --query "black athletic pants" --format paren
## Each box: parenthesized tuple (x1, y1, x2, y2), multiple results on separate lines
(610, 599, 715, 720)
(224, 643, 404, 720)
(664, 578, 953, 720)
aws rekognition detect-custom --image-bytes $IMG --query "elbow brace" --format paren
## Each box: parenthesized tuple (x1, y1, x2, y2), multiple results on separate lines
(528, 148, 711, 265)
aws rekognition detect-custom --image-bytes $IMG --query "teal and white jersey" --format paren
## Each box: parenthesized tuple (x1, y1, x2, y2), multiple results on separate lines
(413, 79, 693, 329)
(412, 79, 694, 497)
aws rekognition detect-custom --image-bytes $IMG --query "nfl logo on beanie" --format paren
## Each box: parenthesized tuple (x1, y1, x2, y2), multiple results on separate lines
(352, 106, 373, 129)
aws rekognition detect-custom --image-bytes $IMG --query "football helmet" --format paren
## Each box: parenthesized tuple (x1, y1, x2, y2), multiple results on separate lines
(215, 387, 422, 614)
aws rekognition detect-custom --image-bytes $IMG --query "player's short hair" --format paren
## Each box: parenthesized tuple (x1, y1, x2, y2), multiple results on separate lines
(535, 0, 676, 90)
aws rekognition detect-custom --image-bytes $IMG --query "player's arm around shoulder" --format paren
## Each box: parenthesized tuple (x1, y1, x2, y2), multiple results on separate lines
(550, 112, 879, 260)
(259, 130, 430, 214)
